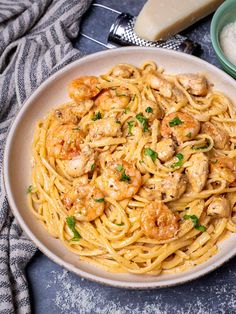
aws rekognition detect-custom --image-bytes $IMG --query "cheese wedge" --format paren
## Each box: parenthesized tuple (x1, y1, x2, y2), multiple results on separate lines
(134, 0, 224, 41)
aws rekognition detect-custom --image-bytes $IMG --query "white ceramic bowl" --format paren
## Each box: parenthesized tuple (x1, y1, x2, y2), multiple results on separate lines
(3, 47, 236, 289)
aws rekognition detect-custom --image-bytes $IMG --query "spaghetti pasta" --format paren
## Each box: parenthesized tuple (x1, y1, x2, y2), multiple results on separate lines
(28, 61, 236, 275)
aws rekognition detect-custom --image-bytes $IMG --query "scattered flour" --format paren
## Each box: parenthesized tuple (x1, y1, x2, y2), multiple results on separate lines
(45, 267, 236, 314)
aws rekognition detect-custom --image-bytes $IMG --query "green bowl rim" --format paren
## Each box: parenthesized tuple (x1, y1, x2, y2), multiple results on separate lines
(210, 0, 236, 72)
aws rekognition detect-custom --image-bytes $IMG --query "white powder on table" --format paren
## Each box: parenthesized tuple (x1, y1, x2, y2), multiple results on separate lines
(220, 21, 236, 66)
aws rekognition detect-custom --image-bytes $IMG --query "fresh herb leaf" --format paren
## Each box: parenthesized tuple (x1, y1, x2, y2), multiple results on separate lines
(144, 147, 158, 162)
(169, 116, 183, 127)
(136, 113, 149, 132)
(127, 120, 134, 135)
(26, 185, 33, 194)
(120, 171, 131, 182)
(171, 153, 184, 168)
(116, 164, 124, 172)
(116, 223, 124, 226)
(183, 214, 206, 232)
(116, 120, 121, 124)
(94, 198, 105, 203)
(124, 107, 130, 114)
(186, 132, 192, 138)
(72, 126, 80, 131)
(140, 160, 144, 164)
(145, 107, 153, 113)
(66, 216, 81, 240)
(131, 95, 136, 102)
(92, 111, 102, 121)
(210, 159, 218, 165)
(195, 225, 206, 232)
(192, 139, 210, 150)
(91, 163, 95, 171)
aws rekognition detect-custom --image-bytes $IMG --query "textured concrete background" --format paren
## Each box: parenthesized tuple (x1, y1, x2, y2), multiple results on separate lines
(26, 1, 236, 313)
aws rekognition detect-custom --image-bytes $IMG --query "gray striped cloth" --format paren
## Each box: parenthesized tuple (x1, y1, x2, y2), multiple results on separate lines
(0, 0, 92, 313)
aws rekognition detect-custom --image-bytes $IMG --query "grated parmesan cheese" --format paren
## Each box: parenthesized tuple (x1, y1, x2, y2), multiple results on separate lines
(220, 22, 236, 66)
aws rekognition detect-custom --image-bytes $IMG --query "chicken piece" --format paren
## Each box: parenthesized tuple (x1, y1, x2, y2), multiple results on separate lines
(54, 100, 94, 124)
(207, 197, 231, 218)
(201, 122, 229, 150)
(185, 153, 209, 193)
(210, 157, 236, 184)
(141, 99, 163, 122)
(144, 172, 187, 202)
(88, 117, 121, 139)
(64, 145, 96, 177)
(146, 73, 173, 98)
(178, 73, 208, 96)
(111, 65, 133, 78)
(161, 112, 200, 144)
(155, 138, 176, 162)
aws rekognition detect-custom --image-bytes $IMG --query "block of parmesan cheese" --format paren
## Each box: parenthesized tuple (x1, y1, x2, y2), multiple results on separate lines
(134, 0, 224, 41)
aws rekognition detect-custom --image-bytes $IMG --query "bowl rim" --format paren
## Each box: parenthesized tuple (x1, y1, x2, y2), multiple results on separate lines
(210, 0, 236, 71)
(3, 46, 236, 289)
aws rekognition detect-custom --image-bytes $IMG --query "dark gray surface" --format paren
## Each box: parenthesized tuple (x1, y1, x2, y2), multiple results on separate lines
(26, 1, 236, 313)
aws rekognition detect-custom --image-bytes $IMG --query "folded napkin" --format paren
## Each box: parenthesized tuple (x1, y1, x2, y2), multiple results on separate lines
(0, 1, 92, 313)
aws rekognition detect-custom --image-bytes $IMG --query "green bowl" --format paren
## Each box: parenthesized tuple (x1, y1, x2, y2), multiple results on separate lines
(211, 0, 236, 78)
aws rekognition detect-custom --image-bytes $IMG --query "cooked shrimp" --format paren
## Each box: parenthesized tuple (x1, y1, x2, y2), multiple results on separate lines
(111, 65, 133, 78)
(185, 153, 209, 193)
(210, 157, 236, 183)
(68, 76, 100, 103)
(64, 145, 96, 177)
(88, 117, 121, 139)
(142, 172, 187, 202)
(95, 88, 130, 111)
(63, 184, 105, 222)
(141, 201, 179, 240)
(155, 138, 176, 162)
(46, 122, 84, 159)
(54, 100, 94, 124)
(178, 73, 208, 96)
(141, 99, 163, 121)
(201, 122, 229, 150)
(146, 72, 173, 98)
(160, 112, 200, 143)
(96, 160, 142, 201)
(207, 196, 231, 218)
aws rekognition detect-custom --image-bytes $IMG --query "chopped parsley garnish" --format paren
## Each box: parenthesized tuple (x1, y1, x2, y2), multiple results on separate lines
(120, 171, 131, 182)
(186, 132, 192, 138)
(72, 126, 80, 131)
(139, 160, 144, 164)
(144, 147, 158, 162)
(26, 185, 33, 194)
(136, 113, 149, 132)
(92, 111, 102, 121)
(192, 139, 210, 150)
(183, 214, 206, 232)
(169, 116, 183, 127)
(116, 164, 124, 172)
(127, 120, 134, 135)
(116, 223, 124, 226)
(171, 153, 184, 168)
(131, 95, 136, 102)
(94, 198, 105, 203)
(210, 159, 218, 165)
(116, 120, 121, 124)
(66, 216, 81, 240)
(91, 163, 95, 171)
(145, 107, 153, 113)
(124, 107, 130, 114)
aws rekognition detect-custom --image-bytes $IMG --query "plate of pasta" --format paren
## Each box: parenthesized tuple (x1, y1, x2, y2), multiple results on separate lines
(4, 47, 236, 288)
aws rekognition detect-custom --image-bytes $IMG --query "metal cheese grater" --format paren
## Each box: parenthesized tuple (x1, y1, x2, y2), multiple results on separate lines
(81, 3, 200, 54)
